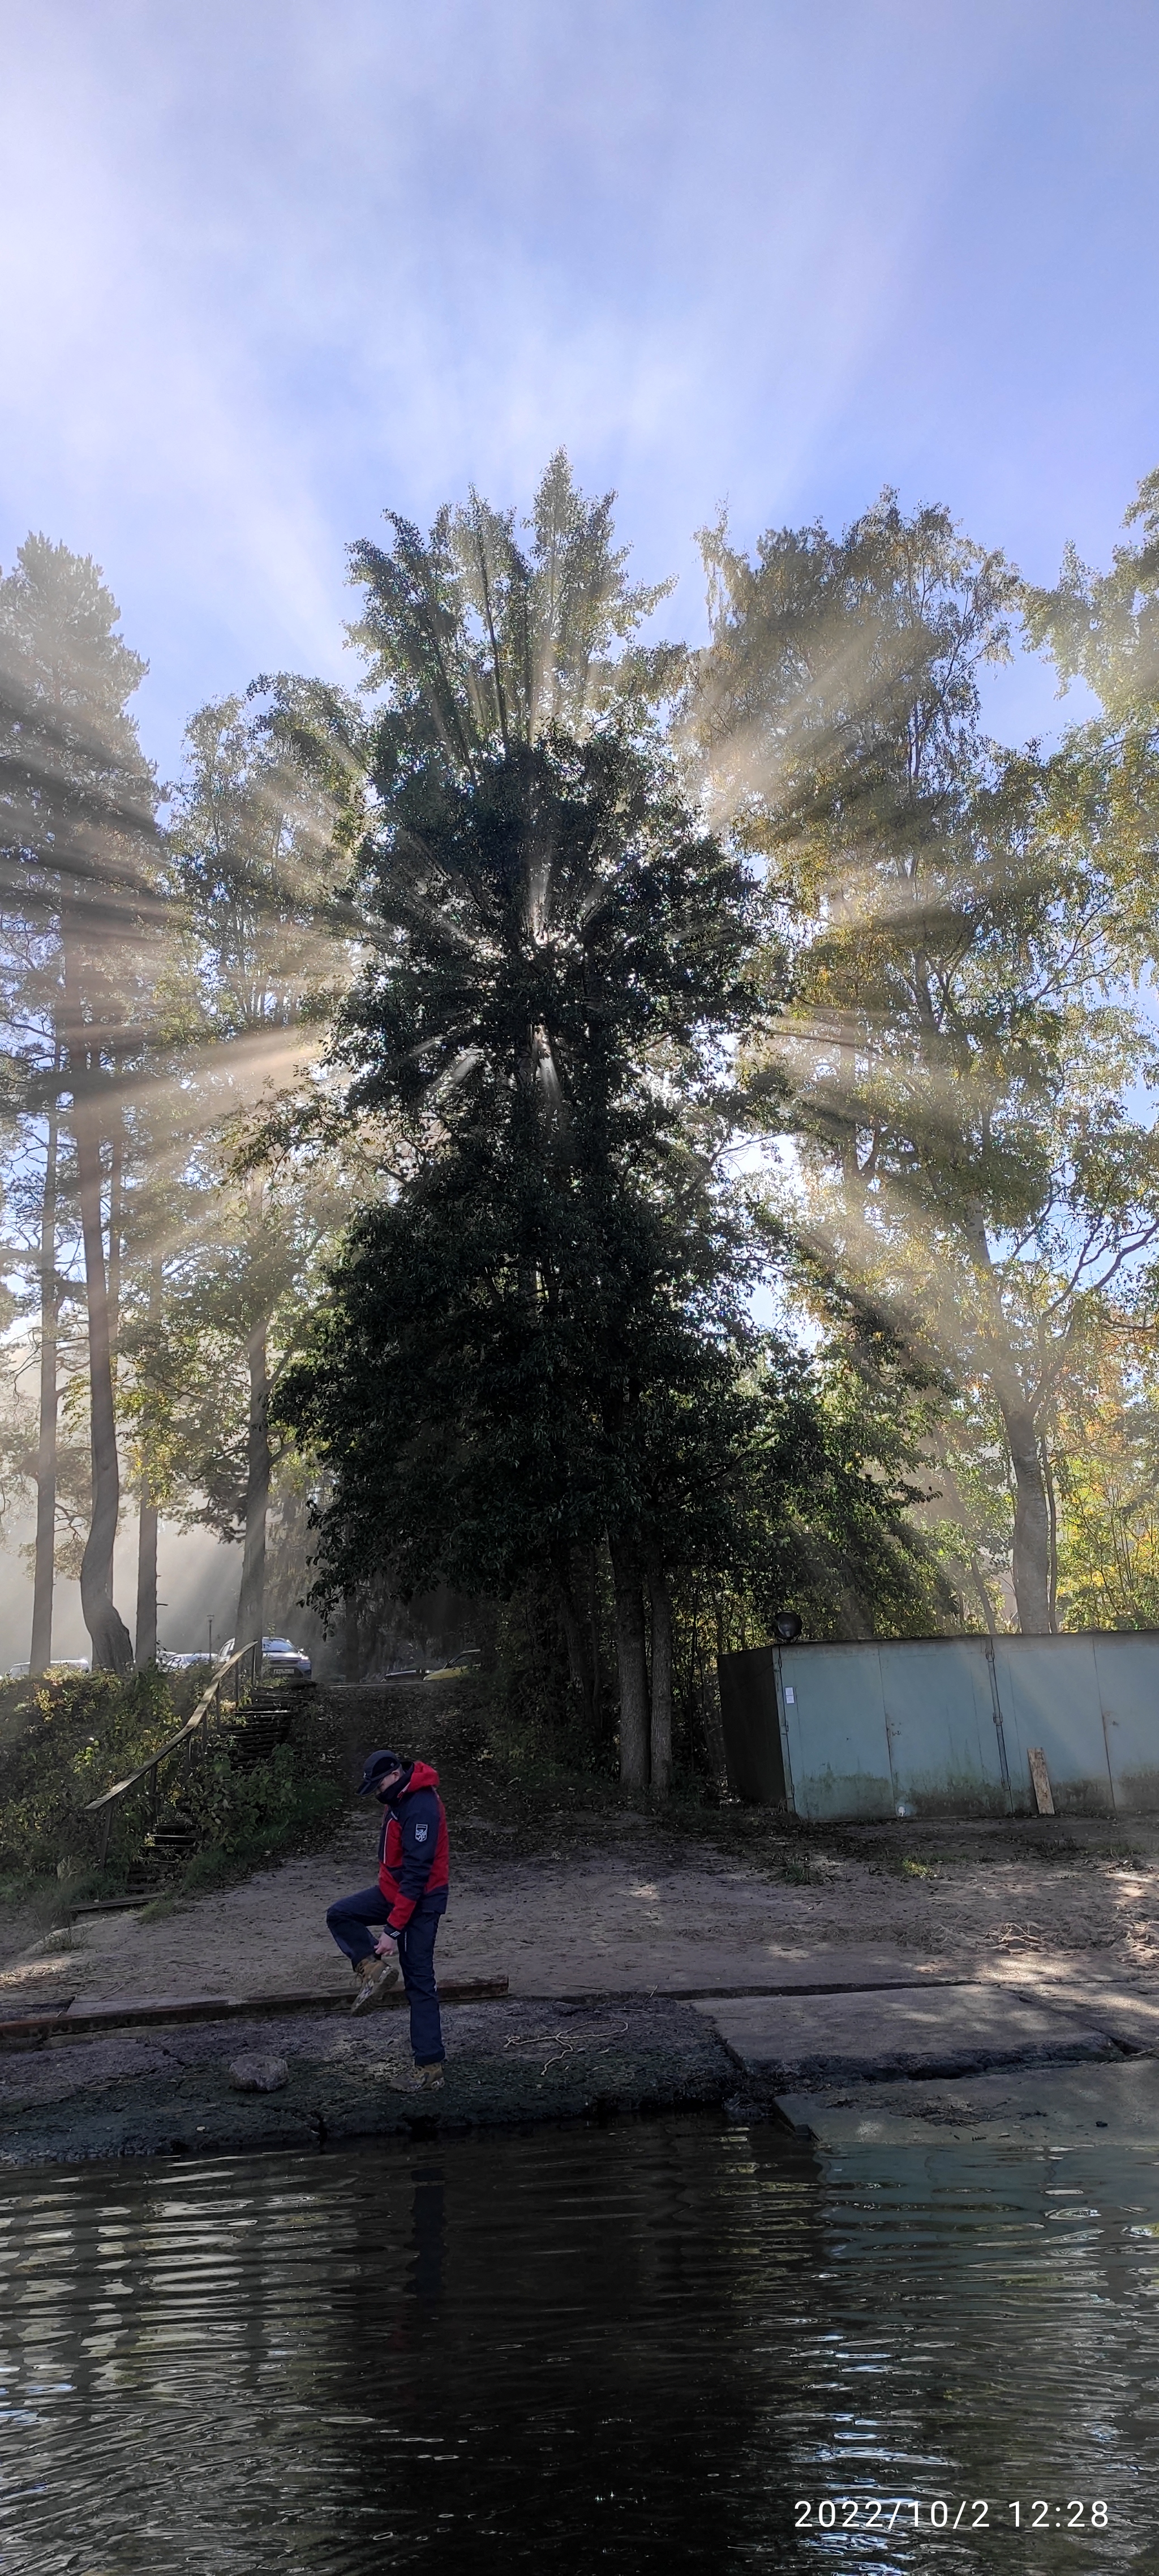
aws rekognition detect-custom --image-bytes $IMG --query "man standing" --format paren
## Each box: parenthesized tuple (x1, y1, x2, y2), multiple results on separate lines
(325, 1748, 448, 2090)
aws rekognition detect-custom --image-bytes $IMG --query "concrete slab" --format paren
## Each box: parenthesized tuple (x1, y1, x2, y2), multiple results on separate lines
(693, 1982, 1118, 2088)
(986, 1964, 1159, 2056)
(774, 2055, 1159, 2149)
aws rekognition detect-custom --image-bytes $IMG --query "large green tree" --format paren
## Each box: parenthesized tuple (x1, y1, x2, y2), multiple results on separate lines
(276, 457, 759, 1787)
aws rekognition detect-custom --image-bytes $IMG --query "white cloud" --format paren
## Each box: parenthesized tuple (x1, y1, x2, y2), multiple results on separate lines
(0, 0, 1151, 773)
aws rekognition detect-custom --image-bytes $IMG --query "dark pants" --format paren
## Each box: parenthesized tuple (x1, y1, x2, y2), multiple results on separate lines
(325, 1884, 446, 2065)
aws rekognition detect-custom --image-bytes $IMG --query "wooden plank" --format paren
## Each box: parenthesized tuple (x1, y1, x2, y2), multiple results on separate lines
(0, 1975, 510, 2049)
(71, 1896, 153, 1914)
(1028, 1746, 1055, 1815)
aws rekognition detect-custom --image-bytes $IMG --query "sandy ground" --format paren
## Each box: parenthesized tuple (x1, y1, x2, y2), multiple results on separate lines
(6, 1800, 1159, 2020)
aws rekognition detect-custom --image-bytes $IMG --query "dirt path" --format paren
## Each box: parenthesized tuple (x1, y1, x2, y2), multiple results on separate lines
(7, 1802, 1159, 2018)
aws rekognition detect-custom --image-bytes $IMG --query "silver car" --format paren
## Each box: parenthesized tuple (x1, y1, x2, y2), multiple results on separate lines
(261, 1635, 312, 1682)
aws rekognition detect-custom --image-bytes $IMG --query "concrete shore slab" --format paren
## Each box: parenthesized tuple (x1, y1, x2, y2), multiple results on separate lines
(989, 1968, 1159, 2056)
(774, 2056, 1159, 2149)
(0, 1995, 732, 2167)
(693, 1983, 1118, 2087)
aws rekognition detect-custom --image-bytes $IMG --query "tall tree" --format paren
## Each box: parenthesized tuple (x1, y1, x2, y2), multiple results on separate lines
(275, 457, 758, 1785)
(121, 1147, 338, 1651)
(141, 693, 351, 1651)
(0, 539, 160, 1670)
(687, 493, 1159, 1631)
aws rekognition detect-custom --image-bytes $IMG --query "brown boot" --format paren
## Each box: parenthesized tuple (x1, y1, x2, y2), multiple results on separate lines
(347, 1957, 399, 2019)
(383, 2061, 444, 2091)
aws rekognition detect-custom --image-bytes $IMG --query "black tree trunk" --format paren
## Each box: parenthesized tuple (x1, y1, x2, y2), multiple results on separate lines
(609, 1538, 649, 1789)
(134, 1253, 162, 1666)
(135, 1493, 158, 1665)
(234, 1318, 270, 1653)
(72, 1034, 132, 1674)
(647, 1556, 673, 1797)
(551, 1542, 596, 1731)
(30, 1086, 59, 1676)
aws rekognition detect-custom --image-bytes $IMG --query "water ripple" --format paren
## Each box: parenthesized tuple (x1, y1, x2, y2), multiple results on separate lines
(0, 2126, 1156, 2571)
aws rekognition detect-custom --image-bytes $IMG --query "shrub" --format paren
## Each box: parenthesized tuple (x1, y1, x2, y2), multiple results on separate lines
(0, 1669, 345, 1893)
(0, 1668, 179, 1881)
(181, 1741, 343, 1867)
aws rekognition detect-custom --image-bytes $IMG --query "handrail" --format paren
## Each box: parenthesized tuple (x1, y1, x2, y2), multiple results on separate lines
(83, 1640, 262, 1869)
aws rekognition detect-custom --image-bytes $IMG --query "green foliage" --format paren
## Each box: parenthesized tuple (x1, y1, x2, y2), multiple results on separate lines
(736, 1336, 958, 1641)
(486, 1568, 616, 1785)
(690, 487, 1159, 1632)
(0, 1666, 176, 1878)
(1021, 466, 1159, 723)
(115, 693, 359, 1580)
(180, 1739, 343, 1868)
(0, 1665, 345, 1889)
(276, 456, 761, 1631)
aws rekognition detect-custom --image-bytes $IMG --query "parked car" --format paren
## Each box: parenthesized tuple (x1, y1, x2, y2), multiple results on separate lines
(156, 1649, 214, 1672)
(216, 1635, 312, 1680)
(261, 1636, 312, 1682)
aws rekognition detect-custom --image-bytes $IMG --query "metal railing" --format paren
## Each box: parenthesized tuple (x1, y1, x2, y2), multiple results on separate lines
(83, 1640, 261, 1870)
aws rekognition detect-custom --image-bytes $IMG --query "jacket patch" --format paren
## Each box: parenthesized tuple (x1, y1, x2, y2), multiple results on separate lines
(414, 1824, 428, 1842)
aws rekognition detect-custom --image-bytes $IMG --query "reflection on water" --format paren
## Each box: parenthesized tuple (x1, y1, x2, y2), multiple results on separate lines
(0, 2119, 1156, 2572)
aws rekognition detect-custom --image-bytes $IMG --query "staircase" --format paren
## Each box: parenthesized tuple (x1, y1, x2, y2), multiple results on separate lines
(126, 1821, 199, 1891)
(83, 1660, 319, 1897)
(221, 1681, 314, 1772)
(131, 1690, 314, 1885)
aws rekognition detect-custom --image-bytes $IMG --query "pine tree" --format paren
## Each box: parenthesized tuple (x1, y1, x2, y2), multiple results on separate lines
(274, 457, 758, 1786)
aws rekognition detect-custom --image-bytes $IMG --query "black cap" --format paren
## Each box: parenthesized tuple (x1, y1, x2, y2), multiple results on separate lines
(357, 1749, 406, 1797)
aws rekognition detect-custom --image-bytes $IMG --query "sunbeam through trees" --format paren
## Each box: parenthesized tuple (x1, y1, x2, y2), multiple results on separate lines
(3, 456, 1159, 1785)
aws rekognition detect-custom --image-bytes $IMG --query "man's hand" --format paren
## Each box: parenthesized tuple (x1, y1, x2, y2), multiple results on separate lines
(373, 1933, 397, 1959)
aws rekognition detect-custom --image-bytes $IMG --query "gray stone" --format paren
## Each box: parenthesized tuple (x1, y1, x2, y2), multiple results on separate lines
(227, 2051, 290, 2093)
(692, 1982, 1117, 2087)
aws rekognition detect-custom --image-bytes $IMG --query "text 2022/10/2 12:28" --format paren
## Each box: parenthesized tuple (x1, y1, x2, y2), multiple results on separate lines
(793, 2499, 1110, 2532)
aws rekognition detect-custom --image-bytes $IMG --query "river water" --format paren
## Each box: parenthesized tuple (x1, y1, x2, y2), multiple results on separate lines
(1, 2117, 1157, 2573)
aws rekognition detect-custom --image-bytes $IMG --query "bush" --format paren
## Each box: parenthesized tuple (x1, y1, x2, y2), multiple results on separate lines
(181, 1741, 343, 1870)
(0, 1667, 179, 1882)
(0, 1668, 346, 1895)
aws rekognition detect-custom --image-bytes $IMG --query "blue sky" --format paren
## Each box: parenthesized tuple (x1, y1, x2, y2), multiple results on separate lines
(1, 0, 1156, 1656)
(2, 0, 1156, 774)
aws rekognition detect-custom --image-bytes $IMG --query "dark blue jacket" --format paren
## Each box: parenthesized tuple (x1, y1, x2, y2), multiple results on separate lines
(377, 1760, 449, 1930)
